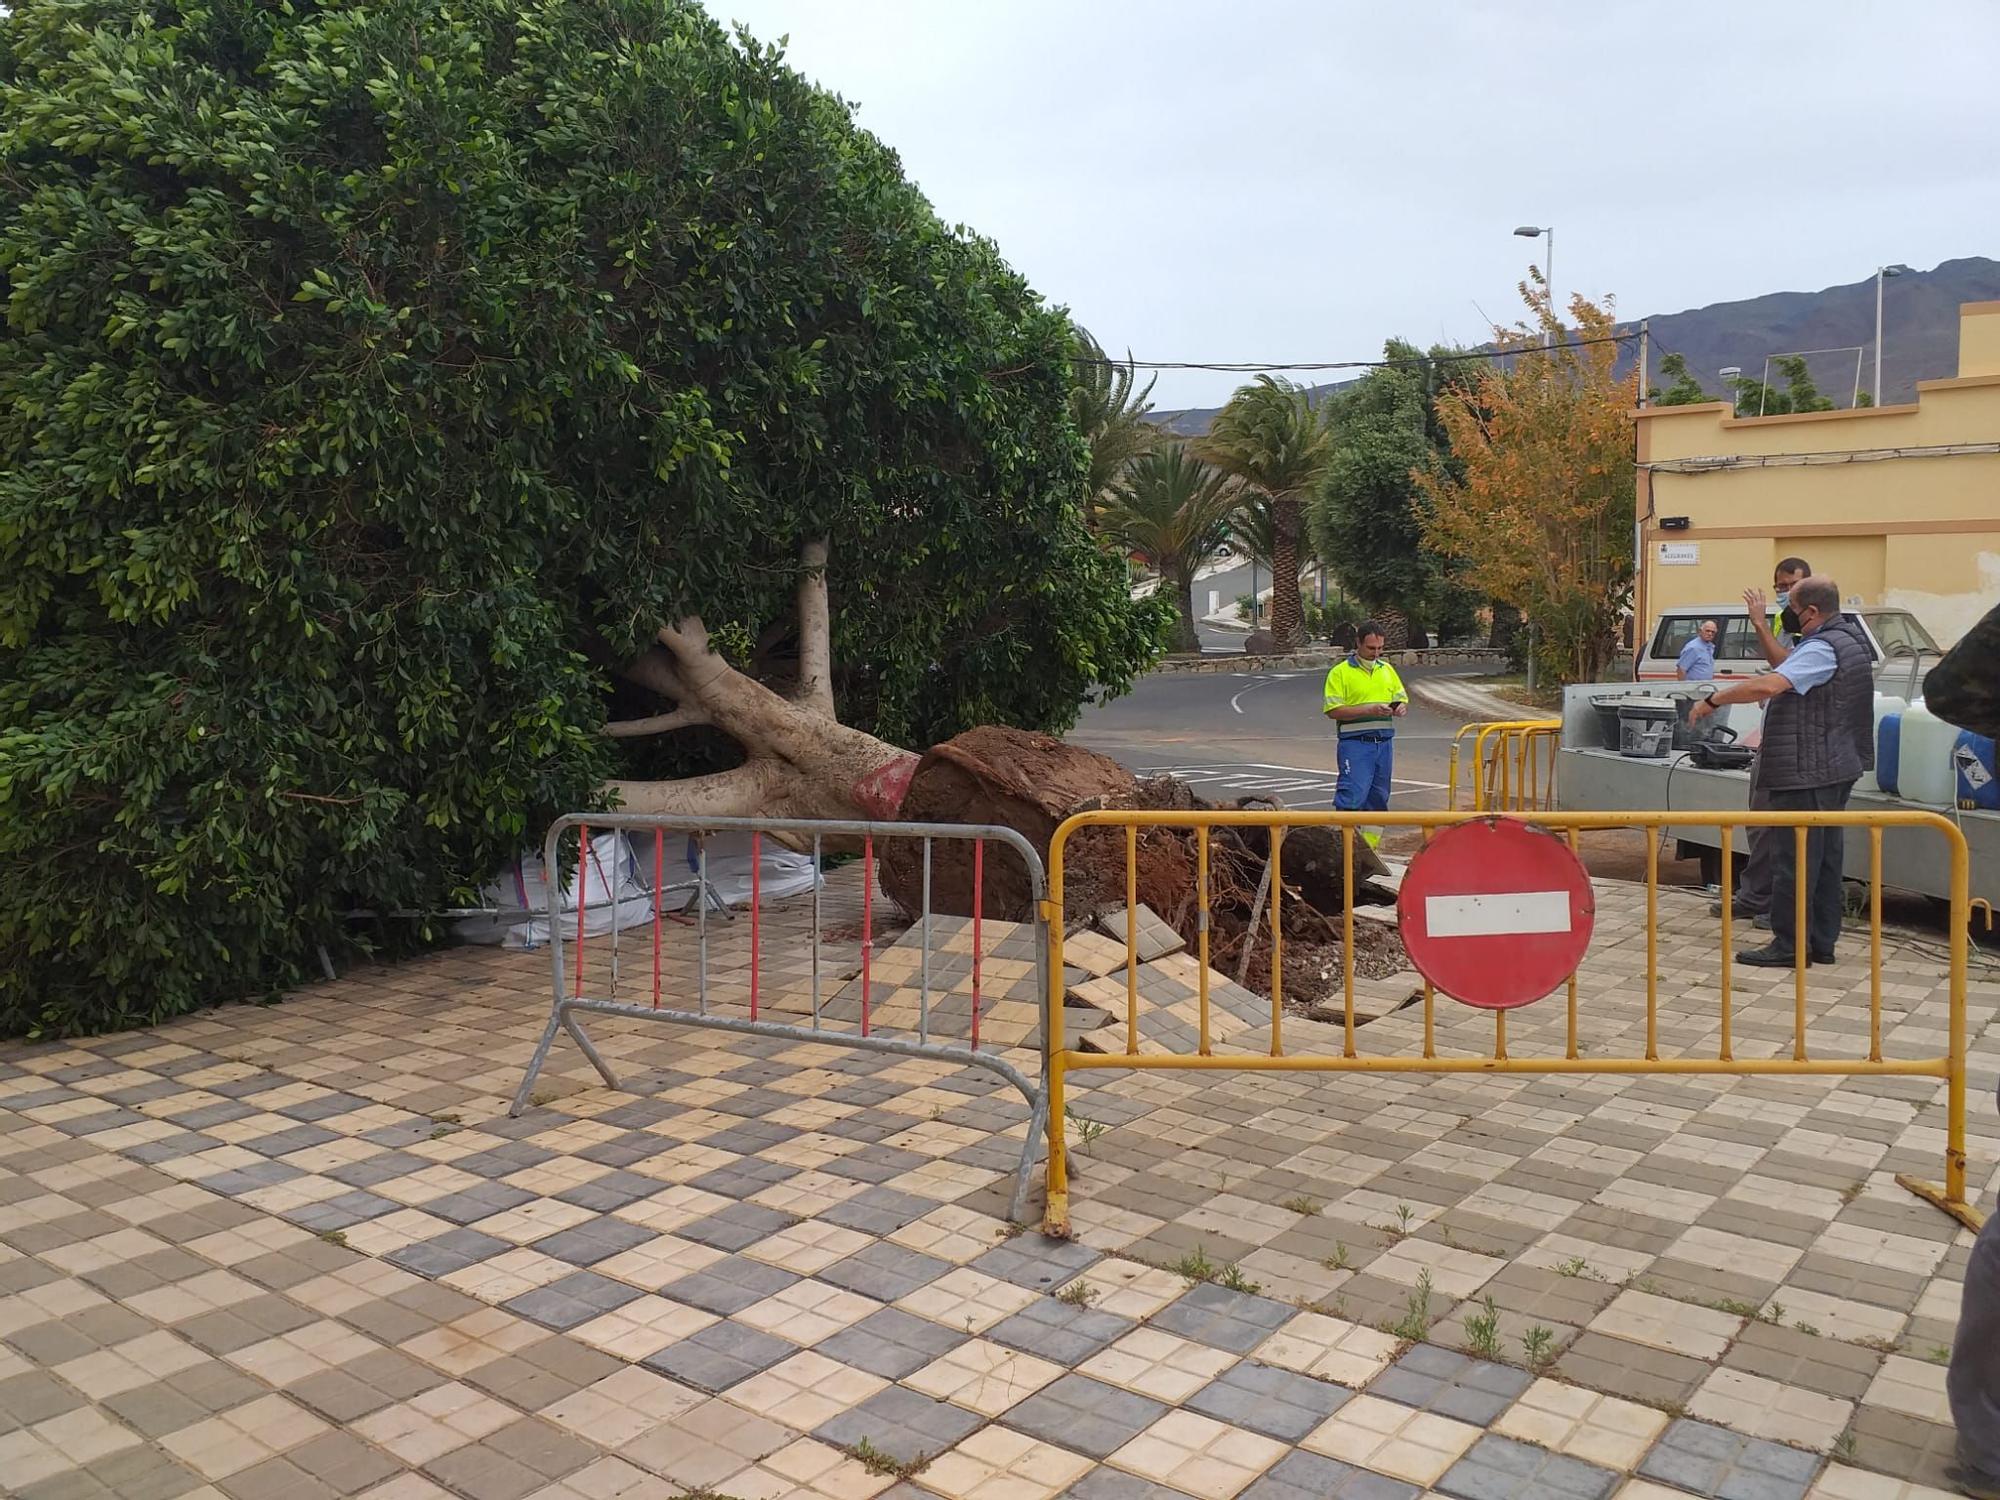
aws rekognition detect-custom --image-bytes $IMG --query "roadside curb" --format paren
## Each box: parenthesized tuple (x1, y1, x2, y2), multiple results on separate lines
(1152, 647, 1508, 679)
(1407, 674, 1533, 723)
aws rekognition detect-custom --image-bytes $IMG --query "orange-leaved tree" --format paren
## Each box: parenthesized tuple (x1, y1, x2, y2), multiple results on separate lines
(1416, 276, 1636, 683)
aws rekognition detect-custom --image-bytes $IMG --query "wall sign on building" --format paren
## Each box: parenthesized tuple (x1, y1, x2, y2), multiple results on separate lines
(1657, 541, 1701, 566)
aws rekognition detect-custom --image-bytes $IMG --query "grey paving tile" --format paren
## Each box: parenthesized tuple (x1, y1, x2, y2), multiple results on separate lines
(385, 1227, 513, 1277)
(553, 1169, 666, 1212)
(1370, 1344, 1533, 1425)
(813, 1384, 984, 1466)
(453, 1144, 559, 1178)
(815, 1307, 970, 1380)
(821, 1185, 937, 1235)
(640, 1319, 797, 1393)
(1062, 1470, 1201, 1500)
(503, 1270, 642, 1330)
(577, 1129, 684, 1170)
(822, 1145, 933, 1184)
(287, 1190, 399, 1233)
(1187, 1358, 1351, 1442)
(986, 1296, 1134, 1365)
(1635, 1417, 1821, 1500)
(1437, 1434, 1619, 1500)
(529, 1216, 658, 1267)
(999, 1371, 1168, 1459)
(676, 1200, 801, 1253)
(819, 1240, 954, 1301)
(419, 1183, 538, 1226)
(687, 1156, 803, 1199)
(970, 1233, 1101, 1291)
(1241, 1450, 1423, 1500)
(1149, 1280, 1295, 1353)
(659, 1253, 799, 1316)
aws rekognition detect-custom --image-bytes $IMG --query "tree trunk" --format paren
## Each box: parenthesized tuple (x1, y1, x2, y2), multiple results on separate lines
(1372, 605, 1411, 650)
(1170, 571, 1200, 654)
(1268, 500, 1307, 649)
(605, 542, 919, 822)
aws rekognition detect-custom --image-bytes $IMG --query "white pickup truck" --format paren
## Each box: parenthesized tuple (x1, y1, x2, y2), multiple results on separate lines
(1635, 603, 1943, 691)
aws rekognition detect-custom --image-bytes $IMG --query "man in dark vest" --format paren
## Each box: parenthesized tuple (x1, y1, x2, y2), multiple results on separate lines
(1688, 575, 1872, 966)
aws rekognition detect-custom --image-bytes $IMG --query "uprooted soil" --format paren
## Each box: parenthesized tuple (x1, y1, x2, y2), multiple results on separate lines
(879, 726, 1408, 1013)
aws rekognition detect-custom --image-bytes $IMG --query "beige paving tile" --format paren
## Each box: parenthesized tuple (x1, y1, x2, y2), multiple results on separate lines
(1493, 1376, 1669, 1469)
(595, 1232, 727, 1289)
(400, 1306, 543, 1375)
(1301, 1392, 1482, 1485)
(440, 1246, 572, 1301)
(1055, 1258, 1186, 1320)
(538, 1366, 704, 1447)
(350, 1381, 516, 1465)
(1689, 1367, 1852, 1451)
(756, 1436, 897, 1499)
(1110, 1409, 1286, 1498)
(161, 1394, 327, 1478)
(889, 1204, 1014, 1263)
(1371, 1238, 1506, 1298)
(609, 1184, 735, 1233)
(1080, 1328, 1238, 1404)
(734, 1279, 883, 1345)
(1863, 1353, 1952, 1423)
(748, 1169, 868, 1218)
(569, 1295, 718, 1360)
(1589, 1289, 1744, 1359)
(228, 1319, 380, 1385)
(729, 1350, 888, 1429)
(895, 1265, 1038, 1333)
(1766, 1285, 1908, 1346)
(1807, 1462, 1964, 1498)
(742, 1218, 874, 1275)
(1256, 1311, 1402, 1386)
(906, 1338, 1064, 1415)
(55, 1329, 206, 1398)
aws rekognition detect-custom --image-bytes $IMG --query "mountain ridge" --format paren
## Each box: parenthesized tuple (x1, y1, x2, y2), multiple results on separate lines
(1147, 255, 2000, 436)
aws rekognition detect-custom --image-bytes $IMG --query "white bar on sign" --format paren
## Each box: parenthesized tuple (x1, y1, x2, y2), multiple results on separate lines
(1426, 891, 1570, 938)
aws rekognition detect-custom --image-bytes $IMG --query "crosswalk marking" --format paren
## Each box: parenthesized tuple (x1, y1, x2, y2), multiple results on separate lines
(1141, 761, 1446, 808)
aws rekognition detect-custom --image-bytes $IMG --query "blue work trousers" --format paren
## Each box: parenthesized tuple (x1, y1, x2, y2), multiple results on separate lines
(1335, 732, 1394, 844)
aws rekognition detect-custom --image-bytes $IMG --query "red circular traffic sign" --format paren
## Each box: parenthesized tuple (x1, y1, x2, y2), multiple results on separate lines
(1396, 820, 1595, 1010)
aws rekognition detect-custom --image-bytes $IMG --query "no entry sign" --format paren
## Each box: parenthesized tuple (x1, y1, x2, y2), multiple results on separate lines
(1397, 820, 1595, 1010)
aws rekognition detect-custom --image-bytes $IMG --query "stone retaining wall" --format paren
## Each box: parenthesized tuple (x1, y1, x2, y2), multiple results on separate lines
(1151, 646, 1508, 676)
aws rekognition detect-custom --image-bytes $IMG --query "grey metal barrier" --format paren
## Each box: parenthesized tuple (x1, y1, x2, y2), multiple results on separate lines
(510, 812, 1050, 1222)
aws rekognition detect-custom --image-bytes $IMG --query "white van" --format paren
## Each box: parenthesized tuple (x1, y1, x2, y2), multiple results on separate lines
(1636, 604, 1940, 686)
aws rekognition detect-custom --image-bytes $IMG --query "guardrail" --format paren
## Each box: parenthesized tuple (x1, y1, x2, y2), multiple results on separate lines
(512, 813, 1051, 1223)
(1446, 719, 1563, 811)
(1038, 807, 1975, 1238)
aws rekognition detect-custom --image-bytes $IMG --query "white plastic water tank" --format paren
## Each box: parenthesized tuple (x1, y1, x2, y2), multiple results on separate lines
(1856, 694, 1906, 794)
(1897, 701, 1961, 805)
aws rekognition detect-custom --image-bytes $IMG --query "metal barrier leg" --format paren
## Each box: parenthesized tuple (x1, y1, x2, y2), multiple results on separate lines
(509, 1008, 566, 1117)
(1010, 1089, 1048, 1226)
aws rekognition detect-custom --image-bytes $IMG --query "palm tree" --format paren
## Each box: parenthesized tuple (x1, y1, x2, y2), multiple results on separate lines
(1070, 327, 1158, 523)
(1100, 444, 1239, 654)
(1195, 375, 1333, 649)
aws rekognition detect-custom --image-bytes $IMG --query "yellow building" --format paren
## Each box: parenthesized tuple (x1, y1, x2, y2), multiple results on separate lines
(1635, 300, 2000, 647)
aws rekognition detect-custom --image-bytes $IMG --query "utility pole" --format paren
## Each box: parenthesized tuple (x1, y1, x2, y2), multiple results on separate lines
(1874, 264, 1905, 406)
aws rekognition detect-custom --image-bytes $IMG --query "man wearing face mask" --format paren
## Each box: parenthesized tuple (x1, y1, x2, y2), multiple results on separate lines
(1709, 556, 1812, 929)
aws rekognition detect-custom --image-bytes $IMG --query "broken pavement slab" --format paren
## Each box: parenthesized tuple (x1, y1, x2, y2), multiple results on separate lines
(1087, 902, 1184, 963)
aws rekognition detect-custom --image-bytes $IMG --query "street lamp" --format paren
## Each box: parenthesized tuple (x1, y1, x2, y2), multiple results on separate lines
(1874, 264, 1908, 407)
(1514, 225, 1553, 345)
(1719, 366, 1742, 413)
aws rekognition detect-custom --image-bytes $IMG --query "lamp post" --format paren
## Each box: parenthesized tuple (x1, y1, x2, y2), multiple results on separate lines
(1719, 366, 1742, 413)
(1514, 225, 1553, 345)
(1874, 264, 1907, 407)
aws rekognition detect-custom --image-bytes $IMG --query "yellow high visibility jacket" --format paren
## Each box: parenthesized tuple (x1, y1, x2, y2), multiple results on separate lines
(1323, 655, 1409, 736)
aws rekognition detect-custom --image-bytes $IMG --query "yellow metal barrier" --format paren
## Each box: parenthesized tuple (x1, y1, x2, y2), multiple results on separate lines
(1446, 720, 1563, 811)
(1039, 807, 1976, 1238)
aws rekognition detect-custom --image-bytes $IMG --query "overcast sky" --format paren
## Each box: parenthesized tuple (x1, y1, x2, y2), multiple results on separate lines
(698, 1, 1998, 409)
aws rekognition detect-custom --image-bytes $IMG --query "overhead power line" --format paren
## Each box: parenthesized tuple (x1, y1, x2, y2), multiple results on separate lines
(1068, 331, 1638, 374)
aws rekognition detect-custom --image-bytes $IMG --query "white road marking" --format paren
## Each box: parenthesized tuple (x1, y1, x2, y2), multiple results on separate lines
(1229, 676, 1277, 714)
(1425, 891, 1571, 937)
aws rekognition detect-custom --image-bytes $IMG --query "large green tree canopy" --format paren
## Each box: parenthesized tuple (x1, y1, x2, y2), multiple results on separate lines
(0, 0, 1163, 1035)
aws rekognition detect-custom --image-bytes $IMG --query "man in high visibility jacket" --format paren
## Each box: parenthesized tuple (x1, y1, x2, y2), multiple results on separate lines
(1323, 621, 1409, 845)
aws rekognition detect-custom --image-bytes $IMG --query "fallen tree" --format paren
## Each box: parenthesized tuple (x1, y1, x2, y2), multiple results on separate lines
(0, 0, 1167, 1035)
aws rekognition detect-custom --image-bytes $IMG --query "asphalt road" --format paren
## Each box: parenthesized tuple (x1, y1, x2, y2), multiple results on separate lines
(1070, 662, 1491, 811)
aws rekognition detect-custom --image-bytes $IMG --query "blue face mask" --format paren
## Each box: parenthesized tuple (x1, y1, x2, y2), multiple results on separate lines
(1774, 589, 1789, 608)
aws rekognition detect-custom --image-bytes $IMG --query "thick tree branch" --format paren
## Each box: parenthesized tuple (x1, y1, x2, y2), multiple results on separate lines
(610, 763, 778, 819)
(603, 706, 709, 739)
(616, 644, 685, 700)
(794, 538, 835, 719)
